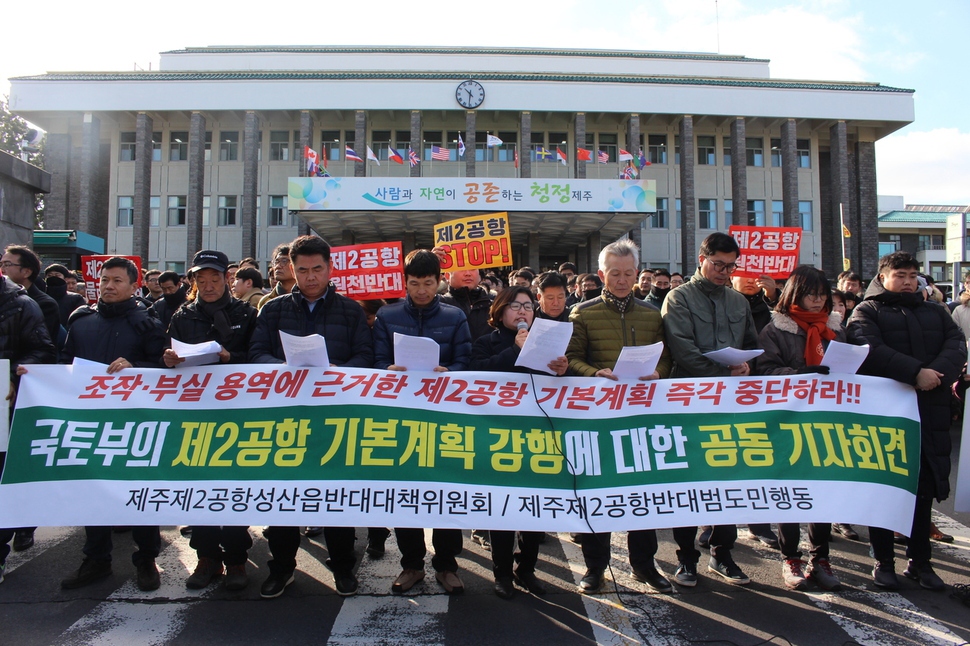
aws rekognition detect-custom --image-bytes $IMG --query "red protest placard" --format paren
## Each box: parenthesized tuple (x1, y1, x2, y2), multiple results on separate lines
(81, 255, 143, 305)
(727, 226, 802, 279)
(329, 241, 405, 301)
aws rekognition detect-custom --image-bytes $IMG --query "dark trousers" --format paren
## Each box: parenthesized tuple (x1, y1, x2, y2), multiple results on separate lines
(778, 523, 831, 560)
(490, 530, 541, 577)
(580, 530, 664, 572)
(83, 526, 161, 565)
(870, 467, 935, 565)
(394, 527, 462, 572)
(0, 453, 30, 565)
(265, 526, 356, 575)
(190, 526, 253, 566)
(673, 525, 736, 563)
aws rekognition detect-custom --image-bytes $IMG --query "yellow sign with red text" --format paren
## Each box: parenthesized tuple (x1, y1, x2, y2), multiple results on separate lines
(433, 213, 512, 271)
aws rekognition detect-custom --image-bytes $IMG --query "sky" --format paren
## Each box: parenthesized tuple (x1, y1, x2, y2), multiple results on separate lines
(3, 0, 967, 206)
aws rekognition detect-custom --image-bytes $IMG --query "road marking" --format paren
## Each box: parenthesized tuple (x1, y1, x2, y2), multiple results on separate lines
(4, 526, 74, 576)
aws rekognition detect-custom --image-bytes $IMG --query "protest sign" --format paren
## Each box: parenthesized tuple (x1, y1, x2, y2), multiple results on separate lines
(81, 255, 143, 304)
(728, 226, 802, 279)
(329, 241, 405, 300)
(434, 213, 512, 270)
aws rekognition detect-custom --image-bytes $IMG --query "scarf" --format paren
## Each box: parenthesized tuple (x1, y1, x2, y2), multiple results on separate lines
(789, 305, 837, 366)
(650, 286, 670, 301)
(602, 288, 634, 314)
(163, 284, 188, 309)
(197, 289, 233, 340)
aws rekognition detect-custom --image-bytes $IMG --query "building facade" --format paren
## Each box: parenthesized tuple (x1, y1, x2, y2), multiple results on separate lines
(9, 46, 914, 276)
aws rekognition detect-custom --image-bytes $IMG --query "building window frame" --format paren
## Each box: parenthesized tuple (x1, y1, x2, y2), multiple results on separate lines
(167, 195, 187, 226)
(697, 135, 716, 166)
(648, 134, 667, 165)
(119, 132, 136, 162)
(746, 137, 764, 167)
(219, 131, 239, 161)
(698, 198, 718, 229)
(269, 195, 289, 227)
(218, 195, 238, 227)
(169, 131, 189, 162)
(116, 196, 134, 227)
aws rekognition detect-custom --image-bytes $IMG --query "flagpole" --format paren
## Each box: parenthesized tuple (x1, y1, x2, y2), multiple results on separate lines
(840, 202, 849, 271)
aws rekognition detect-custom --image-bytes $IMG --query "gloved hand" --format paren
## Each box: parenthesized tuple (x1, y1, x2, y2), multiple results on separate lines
(796, 365, 830, 375)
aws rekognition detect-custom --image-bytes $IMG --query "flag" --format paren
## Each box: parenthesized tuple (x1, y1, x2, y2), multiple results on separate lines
(319, 167, 331, 178)
(556, 147, 567, 165)
(345, 146, 363, 162)
(535, 146, 552, 161)
(597, 150, 609, 163)
(388, 146, 404, 164)
(304, 146, 319, 174)
(458, 133, 466, 158)
(842, 224, 852, 238)
(366, 146, 380, 166)
(576, 148, 592, 162)
(408, 146, 420, 168)
(622, 163, 638, 179)
(431, 145, 450, 161)
(487, 134, 503, 147)
(514, 147, 519, 169)
(638, 147, 650, 168)
(619, 148, 634, 162)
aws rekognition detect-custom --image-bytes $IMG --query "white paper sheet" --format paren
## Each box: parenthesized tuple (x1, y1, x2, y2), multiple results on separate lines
(170, 338, 223, 367)
(514, 319, 573, 375)
(0, 359, 8, 451)
(702, 347, 764, 367)
(393, 333, 440, 371)
(279, 331, 330, 367)
(820, 341, 869, 375)
(611, 342, 664, 379)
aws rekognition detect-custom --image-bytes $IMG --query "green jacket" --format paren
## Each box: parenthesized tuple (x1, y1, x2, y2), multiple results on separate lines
(661, 269, 759, 378)
(566, 295, 671, 378)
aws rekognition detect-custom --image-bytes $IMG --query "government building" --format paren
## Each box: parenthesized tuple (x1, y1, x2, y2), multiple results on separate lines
(8, 46, 914, 278)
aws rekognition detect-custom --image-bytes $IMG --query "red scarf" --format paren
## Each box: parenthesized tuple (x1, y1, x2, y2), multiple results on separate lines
(788, 305, 836, 366)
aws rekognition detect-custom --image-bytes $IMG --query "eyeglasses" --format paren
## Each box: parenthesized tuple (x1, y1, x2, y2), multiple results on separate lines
(705, 257, 738, 273)
(804, 292, 828, 300)
(507, 301, 535, 312)
(273, 257, 291, 267)
(0, 262, 22, 269)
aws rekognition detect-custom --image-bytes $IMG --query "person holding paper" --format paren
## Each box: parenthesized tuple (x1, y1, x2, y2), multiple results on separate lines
(847, 252, 965, 592)
(755, 265, 844, 592)
(373, 249, 472, 596)
(661, 232, 759, 587)
(470, 286, 566, 600)
(248, 235, 373, 600)
(565, 239, 674, 595)
(162, 250, 257, 592)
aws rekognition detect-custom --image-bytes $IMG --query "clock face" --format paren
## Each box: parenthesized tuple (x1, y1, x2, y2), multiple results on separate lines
(456, 80, 485, 109)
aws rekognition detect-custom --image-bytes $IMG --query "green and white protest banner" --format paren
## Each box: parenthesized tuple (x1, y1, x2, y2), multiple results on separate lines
(0, 365, 919, 533)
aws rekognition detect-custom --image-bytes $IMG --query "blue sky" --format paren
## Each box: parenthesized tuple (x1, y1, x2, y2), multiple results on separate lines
(3, 0, 967, 205)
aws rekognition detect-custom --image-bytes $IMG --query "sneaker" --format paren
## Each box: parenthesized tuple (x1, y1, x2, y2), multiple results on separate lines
(709, 555, 750, 585)
(471, 529, 491, 551)
(366, 535, 386, 559)
(305, 527, 324, 538)
(61, 558, 112, 590)
(391, 568, 425, 594)
(136, 560, 160, 592)
(747, 526, 780, 550)
(494, 575, 515, 600)
(782, 558, 808, 590)
(513, 570, 547, 595)
(435, 570, 464, 595)
(872, 562, 899, 590)
(13, 529, 34, 552)
(224, 564, 249, 591)
(903, 560, 945, 591)
(186, 557, 223, 589)
(333, 571, 359, 596)
(673, 561, 698, 587)
(632, 565, 673, 593)
(579, 569, 604, 594)
(807, 558, 842, 591)
(260, 570, 295, 599)
(698, 526, 713, 549)
(832, 523, 859, 541)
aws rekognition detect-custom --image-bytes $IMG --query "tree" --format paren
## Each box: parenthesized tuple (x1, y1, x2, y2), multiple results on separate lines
(1, 95, 46, 227)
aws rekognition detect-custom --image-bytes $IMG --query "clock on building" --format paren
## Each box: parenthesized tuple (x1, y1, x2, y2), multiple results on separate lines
(456, 80, 485, 109)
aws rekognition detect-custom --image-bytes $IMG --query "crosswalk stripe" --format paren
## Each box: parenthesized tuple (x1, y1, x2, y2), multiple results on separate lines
(4, 526, 74, 576)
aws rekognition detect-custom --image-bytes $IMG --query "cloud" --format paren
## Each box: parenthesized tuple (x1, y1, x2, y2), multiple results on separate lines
(876, 128, 970, 205)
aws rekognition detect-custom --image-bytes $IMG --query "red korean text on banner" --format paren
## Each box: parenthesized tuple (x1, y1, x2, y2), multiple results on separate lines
(727, 226, 802, 279)
(81, 255, 143, 305)
(329, 241, 405, 301)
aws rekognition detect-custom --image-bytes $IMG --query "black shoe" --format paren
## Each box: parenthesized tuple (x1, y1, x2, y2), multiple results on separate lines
(903, 560, 945, 591)
(832, 523, 859, 541)
(12, 530, 34, 552)
(632, 565, 673, 593)
(747, 526, 780, 550)
(579, 569, 604, 594)
(136, 560, 160, 592)
(61, 558, 112, 589)
(514, 570, 547, 595)
(333, 571, 359, 596)
(305, 527, 324, 538)
(179, 526, 193, 537)
(494, 576, 515, 599)
(366, 536, 386, 559)
(872, 562, 899, 590)
(260, 570, 295, 598)
(568, 533, 583, 544)
(471, 529, 491, 551)
(708, 554, 750, 585)
(698, 526, 713, 549)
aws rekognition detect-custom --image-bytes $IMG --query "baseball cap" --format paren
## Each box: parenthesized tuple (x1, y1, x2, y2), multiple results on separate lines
(189, 250, 229, 274)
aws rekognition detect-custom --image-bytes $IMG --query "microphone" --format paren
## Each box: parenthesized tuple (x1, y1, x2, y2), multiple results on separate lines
(516, 321, 529, 331)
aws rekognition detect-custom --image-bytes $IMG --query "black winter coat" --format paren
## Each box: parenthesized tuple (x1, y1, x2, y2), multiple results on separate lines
(442, 286, 493, 341)
(27, 281, 61, 342)
(46, 278, 87, 327)
(249, 285, 373, 367)
(847, 278, 967, 500)
(0, 277, 55, 380)
(62, 297, 167, 367)
(167, 297, 257, 365)
(470, 325, 534, 373)
(373, 295, 471, 371)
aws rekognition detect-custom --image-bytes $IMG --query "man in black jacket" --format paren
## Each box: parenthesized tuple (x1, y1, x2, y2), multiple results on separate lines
(2, 246, 59, 343)
(535, 271, 570, 322)
(249, 235, 372, 599)
(435, 254, 492, 341)
(848, 252, 966, 592)
(59, 257, 167, 592)
(149, 271, 187, 331)
(44, 264, 87, 328)
(163, 250, 257, 592)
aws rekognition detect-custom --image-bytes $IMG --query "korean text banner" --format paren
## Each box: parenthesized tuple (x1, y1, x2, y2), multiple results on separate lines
(434, 213, 512, 271)
(0, 366, 919, 534)
(727, 226, 802, 279)
(287, 177, 657, 213)
(329, 241, 405, 301)
(81, 255, 143, 305)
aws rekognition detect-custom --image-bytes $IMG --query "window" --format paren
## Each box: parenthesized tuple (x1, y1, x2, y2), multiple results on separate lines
(918, 234, 945, 251)
(423, 131, 443, 161)
(151, 132, 162, 162)
(256, 131, 262, 162)
(723, 136, 732, 166)
(269, 131, 290, 161)
(548, 132, 568, 162)
(169, 131, 188, 161)
(167, 196, 187, 226)
(798, 201, 813, 231)
(373, 130, 392, 160)
(648, 134, 667, 165)
(699, 199, 717, 229)
(117, 196, 133, 227)
(269, 195, 288, 226)
(770, 138, 782, 167)
(290, 130, 301, 161)
(771, 200, 784, 226)
(597, 133, 618, 163)
(322, 130, 341, 162)
(697, 136, 716, 165)
(674, 135, 680, 165)
(168, 261, 186, 275)
(747, 199, 766, 226)
(220, 131, 239, 161)
(497, 131, 517, 162)
(395, 130, 412, 158)
(746, 137, 764, 167)
(150, 196, 159, 227)
(202, 196, 210, 227)
(344, 130, 358, 161)
(204, 131, 212, 162)
(724, 199, 733, 228)
(120, 132, 136, 161)
(649, 198, 668, 229)
(676, 198, 682, 229)
(255, 196, 261, 227)
(879, 234, 901, 257)
(218, 196, 237, 226)
(797, 139, 811, 168)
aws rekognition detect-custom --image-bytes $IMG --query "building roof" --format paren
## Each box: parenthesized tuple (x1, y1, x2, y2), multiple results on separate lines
(879, 210, 969, 223)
